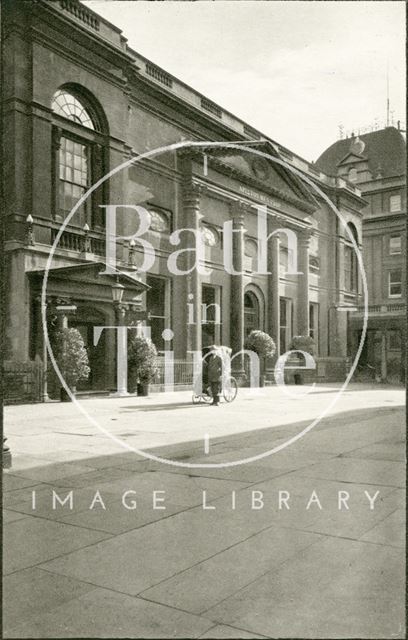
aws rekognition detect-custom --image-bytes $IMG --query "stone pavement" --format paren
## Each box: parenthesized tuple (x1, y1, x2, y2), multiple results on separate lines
(2, 384, 406, 638)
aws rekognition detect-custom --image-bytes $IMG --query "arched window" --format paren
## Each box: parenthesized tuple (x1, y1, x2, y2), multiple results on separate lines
(348, 167, 358, 183)
(201, 225, 219, 247)
(52, 90, 96, 130)
(51, 86, 108, 230)
(244, 291, 260, 337)
(148, 209, 170, 233)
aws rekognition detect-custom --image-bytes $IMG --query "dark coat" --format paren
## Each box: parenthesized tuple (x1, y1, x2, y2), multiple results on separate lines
(207, 353, 223, 383)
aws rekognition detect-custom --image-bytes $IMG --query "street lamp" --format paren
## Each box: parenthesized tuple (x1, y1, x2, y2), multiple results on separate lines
(111, 277, 125, 304)
(26, 214, 35, 245)
(110, 276, 128, 396)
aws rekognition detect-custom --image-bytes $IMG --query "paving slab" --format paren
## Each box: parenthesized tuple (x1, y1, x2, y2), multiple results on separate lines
(3, 567, 96, 631)
(38, 502, 287, 595)
(203, 475, 398, 540)
(2, 509, 30, 524)
(3, 515, 112, 574)
(10, 461, 99, 483)
(360, 506, 405, 548)
(3, 474, 44, 492)
(341, 442, 406, 462)
(295, 457, 405, 487)
(4, 587, 214, 639)
(204, 537, 405, 638)
(198, 624, 269, 638)
(140, 525, 320, 614)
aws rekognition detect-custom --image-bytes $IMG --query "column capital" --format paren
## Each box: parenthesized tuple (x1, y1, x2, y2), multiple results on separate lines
(182, 181, 202, 206)
(230, 199, 250, 223)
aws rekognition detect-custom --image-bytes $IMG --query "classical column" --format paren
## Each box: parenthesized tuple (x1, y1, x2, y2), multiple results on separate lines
(35, 296, 50, 402)
(183, 182, 202, 355)
(297, 230, 311, 336)
(113, 303, 129, 395)
(267, 216, 280, 358)
(230, 201, 246, 379)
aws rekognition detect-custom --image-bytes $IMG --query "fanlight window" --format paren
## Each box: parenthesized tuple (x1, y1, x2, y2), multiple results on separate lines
(148, 209, 170, 233)
(52, 90, 95, 130)
(201, 225, 219, 247)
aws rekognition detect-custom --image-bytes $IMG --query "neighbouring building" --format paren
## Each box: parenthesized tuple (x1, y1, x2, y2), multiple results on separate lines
(2, 0, 367, 403)
(317, 127, 406, 384)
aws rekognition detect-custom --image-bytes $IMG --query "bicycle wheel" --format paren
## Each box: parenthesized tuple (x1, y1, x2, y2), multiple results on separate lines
(223, 377, 238, 402)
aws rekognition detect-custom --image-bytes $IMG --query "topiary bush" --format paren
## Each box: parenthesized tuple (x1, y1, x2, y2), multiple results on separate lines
(128, 334, 158, 384)
(290, 335, 315, 356)
(244, 330, 276, 358)
(54, 327, 90, 390)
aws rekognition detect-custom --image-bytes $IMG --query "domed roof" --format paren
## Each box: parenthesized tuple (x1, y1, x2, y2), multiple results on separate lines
(316, 127, 406, 179)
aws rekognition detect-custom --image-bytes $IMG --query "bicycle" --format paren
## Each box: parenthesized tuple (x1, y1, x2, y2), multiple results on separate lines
(192, 376, 238, 404)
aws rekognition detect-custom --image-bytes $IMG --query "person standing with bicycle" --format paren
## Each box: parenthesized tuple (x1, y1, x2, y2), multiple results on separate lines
(207, 347, 223, 406)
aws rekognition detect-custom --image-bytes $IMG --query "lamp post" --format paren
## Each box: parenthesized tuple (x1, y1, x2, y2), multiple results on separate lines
(111, 277, 128, 395)
(26, 214, 35, 246)
(82, 222, 91, 253)
(128, 239, 137, 269)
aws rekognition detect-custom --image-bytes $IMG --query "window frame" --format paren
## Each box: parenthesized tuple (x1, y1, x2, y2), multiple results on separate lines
(388, 269, 402, 298)
(202, 284, 222, 345)
(389, 234, 402, 255)
(57, 134, 91, 227)
(146, 275, 171, 352)
(389, 194, 402, 213)
(51, 89, 108, 231)
(279, 297, 293, 355)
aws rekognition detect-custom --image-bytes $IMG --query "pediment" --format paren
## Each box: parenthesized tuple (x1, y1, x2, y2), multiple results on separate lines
(337, 152, 367, 167)
(28, 261, 149, 293)
(211, 143, 316, 206)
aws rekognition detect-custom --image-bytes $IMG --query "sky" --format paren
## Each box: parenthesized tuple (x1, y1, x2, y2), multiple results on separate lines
(84, 1, 405, 161)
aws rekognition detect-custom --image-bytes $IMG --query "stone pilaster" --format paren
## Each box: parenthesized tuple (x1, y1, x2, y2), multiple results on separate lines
(183, 181, 202, 355)
(267, 215, 280, 357)
(297, 229, 311, 336)
(230, 200, 247, 379)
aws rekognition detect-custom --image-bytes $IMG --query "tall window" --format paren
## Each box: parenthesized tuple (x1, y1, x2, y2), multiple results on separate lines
(280, 297, 292, 354)
(244, 292, 260, 338)
(390, 194, 401, 212)
(202, 285, 222, 346)
(344, 245, 357, 293)
(146, 276, 169, 351)
(348, 167, 357, 182)
(309, 303, 319, 351)
(58, 137, 89, 226)
(388, 270, 402, 298)
(52, 87, 107, 228)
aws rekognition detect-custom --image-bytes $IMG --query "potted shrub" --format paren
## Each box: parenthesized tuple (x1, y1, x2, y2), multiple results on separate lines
(128, 334, 158, 396)
(289, 335, 316, 384)
(54, 328, 90, 401)
(244, 330, 276, 387)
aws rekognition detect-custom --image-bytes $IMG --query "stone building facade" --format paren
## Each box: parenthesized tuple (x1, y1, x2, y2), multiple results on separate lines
(2, 0, 366, 400)
(317, 127, 406, 383)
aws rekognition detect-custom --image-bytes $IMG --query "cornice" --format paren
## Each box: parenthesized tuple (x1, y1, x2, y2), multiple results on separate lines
(28, 27, 129, 93)
(31, 2, 136, 69)
(128, 75, 246, 144)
